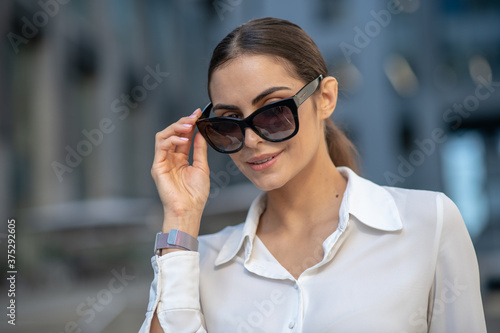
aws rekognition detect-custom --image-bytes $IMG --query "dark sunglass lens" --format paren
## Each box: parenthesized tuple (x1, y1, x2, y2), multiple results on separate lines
(205, 121, 243, 152)
(253, 106, 295, 140)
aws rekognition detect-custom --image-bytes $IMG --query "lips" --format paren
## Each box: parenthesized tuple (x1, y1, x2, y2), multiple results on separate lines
(248, 152, 280, 164)
(250, 156, 273, 164)
(247, 151, 282, 171)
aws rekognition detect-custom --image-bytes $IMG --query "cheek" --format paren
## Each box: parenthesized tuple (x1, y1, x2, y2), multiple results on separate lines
(229, 154, 248, 175)
(302, 106, 323, 131)
(295, 111, 323, 148)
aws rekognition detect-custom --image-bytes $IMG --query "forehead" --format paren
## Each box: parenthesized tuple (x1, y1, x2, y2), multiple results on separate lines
(209, 55, 302, 103)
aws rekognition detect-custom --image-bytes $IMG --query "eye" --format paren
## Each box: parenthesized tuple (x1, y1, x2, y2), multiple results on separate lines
(263, 97, 286, 107)
(222, 112, 242, 119)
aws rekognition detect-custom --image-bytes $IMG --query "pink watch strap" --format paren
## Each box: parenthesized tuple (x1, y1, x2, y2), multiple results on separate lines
(154, 229, 199, 254)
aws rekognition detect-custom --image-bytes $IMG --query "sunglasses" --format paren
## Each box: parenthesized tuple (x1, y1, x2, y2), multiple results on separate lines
(196, 75, 323, 154)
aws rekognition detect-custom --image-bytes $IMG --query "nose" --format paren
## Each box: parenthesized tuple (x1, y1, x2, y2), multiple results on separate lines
(243, 127, 263, 149)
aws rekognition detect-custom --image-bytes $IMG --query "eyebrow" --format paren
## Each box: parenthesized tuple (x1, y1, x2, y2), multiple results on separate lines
(252, 86, 291, 105)
(212, 86, 292, 112)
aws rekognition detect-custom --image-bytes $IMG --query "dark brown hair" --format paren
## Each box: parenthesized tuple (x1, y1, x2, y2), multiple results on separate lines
(208, 17, 359, 172)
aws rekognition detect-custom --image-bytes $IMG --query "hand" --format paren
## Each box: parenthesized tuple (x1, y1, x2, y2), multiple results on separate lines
(151, 109, 210, 236)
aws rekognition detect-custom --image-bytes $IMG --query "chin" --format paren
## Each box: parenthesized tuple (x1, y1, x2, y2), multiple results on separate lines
(232, 150, 294, 191)
(251, 181, 280, 192)
(246, 172, 289, 192)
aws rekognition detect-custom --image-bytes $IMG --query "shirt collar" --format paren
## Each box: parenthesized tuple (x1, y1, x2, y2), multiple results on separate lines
(215, 193, 266, 266)
(337, 167, 403, 232)
(215, 167, 402, 266)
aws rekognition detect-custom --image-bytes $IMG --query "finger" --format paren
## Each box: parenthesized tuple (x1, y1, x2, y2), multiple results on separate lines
(192, 131, 209, 175)
(175, 109, 202, 156)
(175, 125, 195, 156)
(153, 135, 190, 165)
(154, 109, 201, 142)
(188, 107, 202, 119)
(153, 110, 201, 164)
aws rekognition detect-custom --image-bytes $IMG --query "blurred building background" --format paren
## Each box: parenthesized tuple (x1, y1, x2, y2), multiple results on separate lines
(1, 0, 499, 331)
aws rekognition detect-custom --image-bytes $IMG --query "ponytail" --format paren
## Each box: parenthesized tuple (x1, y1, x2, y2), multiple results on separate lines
(324, 118, 359, 173)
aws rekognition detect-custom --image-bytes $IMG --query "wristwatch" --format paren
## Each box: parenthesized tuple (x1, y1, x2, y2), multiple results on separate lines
(154, 229, 199, 254)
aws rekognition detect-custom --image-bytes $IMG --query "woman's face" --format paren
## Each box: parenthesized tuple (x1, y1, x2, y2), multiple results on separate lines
(209, 55, 333, 191)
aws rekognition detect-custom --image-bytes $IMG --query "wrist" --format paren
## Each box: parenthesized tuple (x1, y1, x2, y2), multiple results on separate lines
(162, 212, 202, 238)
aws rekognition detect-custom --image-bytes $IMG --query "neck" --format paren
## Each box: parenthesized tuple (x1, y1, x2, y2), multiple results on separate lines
(259, 146, 347, 236)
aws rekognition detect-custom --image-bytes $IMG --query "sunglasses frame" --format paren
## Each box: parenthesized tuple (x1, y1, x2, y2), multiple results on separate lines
(196, 75, 323, 154)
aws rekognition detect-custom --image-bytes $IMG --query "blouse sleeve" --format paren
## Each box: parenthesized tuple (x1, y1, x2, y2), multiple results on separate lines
(427, 193, 487, 332)
(138, 251, 207, 333)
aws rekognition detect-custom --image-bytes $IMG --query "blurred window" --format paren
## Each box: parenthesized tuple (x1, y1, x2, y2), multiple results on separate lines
(441, 130, 489, 239)
(441, 0, 500, 14)
(317, 0, 346, 22)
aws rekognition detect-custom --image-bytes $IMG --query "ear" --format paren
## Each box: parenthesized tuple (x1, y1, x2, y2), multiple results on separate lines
(316, 76, 338, 120)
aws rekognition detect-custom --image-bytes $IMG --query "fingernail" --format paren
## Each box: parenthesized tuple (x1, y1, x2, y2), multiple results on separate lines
(179, 137, 189, 141)
(189, 109, 200, 118)
(182, 123, 193, 128)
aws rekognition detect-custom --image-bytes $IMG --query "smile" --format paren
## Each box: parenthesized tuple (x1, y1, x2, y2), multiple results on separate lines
(247, 151, 282, 171)
(251, 156, 274, 165)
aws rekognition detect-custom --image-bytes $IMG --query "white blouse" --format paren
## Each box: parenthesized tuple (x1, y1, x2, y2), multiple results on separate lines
(139, 167, 486, 333)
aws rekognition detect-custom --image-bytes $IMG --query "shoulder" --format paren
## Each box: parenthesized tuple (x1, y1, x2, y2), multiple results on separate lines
(376, 186, 471, 267)
(382, 185, 444, 206)
(382, 185, 458, 216)
(382, 185, 464, 234)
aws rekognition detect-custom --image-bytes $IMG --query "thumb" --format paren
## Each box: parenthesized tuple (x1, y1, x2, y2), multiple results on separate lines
(192, 131, 209, 175)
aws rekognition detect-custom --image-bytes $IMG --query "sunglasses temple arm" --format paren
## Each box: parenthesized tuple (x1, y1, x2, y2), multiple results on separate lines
(295, 75, 323, 105)
(199, 102, 213, 120)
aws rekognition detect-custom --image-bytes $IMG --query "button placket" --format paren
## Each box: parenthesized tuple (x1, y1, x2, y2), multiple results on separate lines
(288, 280, 302, 332)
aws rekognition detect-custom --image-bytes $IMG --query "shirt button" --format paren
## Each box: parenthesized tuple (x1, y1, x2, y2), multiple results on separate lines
(294, 283, 299, 289)
(288, 321, 295, 329)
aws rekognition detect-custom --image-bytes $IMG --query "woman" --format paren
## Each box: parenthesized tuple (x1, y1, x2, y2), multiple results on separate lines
(140, 17, 486, 332)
